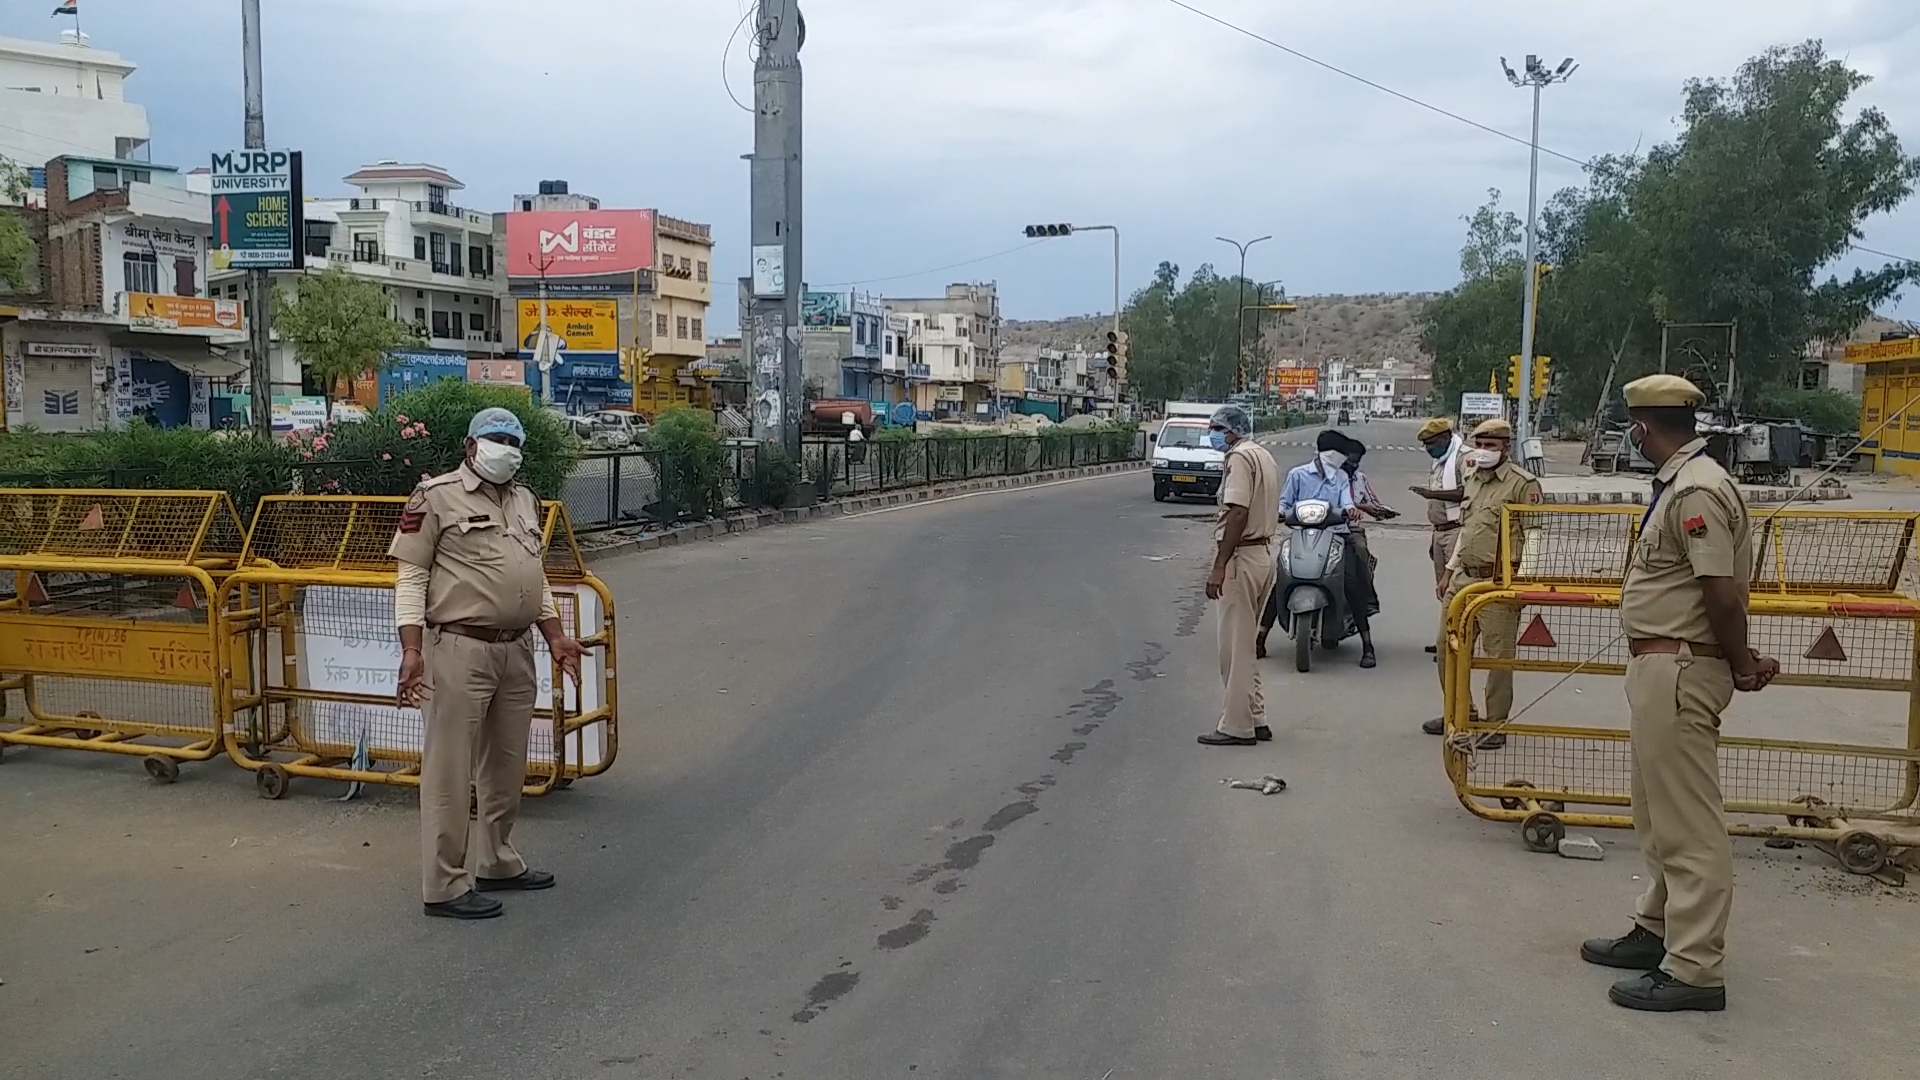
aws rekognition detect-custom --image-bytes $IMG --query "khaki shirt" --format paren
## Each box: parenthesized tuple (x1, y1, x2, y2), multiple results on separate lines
(1620, 439, 1750, 643)
(1426, 439, 1467, 527)
(1217, 439, 1281, 542)
(388, 464, 549, 631)
(1449, 459, 1542, 573)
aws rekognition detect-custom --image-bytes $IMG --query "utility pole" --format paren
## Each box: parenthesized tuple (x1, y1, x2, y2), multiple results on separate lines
(241, 0, 273, 437)
(747, 0, 805, 458)
(1503, 54, 1575, 470)
(1217, 235, 1271, 394)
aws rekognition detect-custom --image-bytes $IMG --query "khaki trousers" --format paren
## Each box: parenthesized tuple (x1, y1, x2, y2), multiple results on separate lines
(1428, 527, 1460, 593)
(1627, 652, 1735, 988)
(1217, 543, 1277, 738)
(1435, 568, 1517, 721)
(420, 629, 538, 904)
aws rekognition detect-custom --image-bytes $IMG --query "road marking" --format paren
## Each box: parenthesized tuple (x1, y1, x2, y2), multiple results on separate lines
(1258, 439, 1427, 453)
(838, 470, 1135, 519)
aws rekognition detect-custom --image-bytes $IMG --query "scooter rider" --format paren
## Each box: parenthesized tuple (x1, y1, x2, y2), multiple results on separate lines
(1336, 434, 1387, 617)
(1261, 430, 1375, 668)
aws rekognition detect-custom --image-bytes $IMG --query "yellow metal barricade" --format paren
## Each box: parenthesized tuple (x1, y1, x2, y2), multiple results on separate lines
(1441, 505, 1920, 876)
(216, 495, 618, 800)
(0, 489, 248, 781)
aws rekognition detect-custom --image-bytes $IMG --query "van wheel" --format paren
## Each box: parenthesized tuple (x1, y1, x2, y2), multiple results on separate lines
(1152, 482, 1169, 502)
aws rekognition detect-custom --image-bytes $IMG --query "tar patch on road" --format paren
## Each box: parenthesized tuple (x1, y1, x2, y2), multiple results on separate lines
(784, 638, 1173, 1025)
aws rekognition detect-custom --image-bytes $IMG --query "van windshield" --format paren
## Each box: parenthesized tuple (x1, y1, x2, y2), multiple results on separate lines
(1159, 424, 1210, 449)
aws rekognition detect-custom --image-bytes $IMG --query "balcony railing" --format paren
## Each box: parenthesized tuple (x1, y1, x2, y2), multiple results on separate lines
(414, 200, 488, 226)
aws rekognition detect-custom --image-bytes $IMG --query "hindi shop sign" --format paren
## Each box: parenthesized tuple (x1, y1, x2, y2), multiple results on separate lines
(208, 149, 305, 271)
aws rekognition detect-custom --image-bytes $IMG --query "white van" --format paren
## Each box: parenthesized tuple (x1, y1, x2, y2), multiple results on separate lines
(1150, 401, 1227, 501)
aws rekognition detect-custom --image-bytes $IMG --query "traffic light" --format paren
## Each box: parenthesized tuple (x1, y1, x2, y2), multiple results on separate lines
(1023, 223, 1074, 238)
(1532, 355, 1553, 400)
(1507, 355, 1522, 396)
(1105, 330, 1121, 377)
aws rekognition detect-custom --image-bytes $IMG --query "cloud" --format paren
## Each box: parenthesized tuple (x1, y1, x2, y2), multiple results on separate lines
(7, 0, 1920, 327)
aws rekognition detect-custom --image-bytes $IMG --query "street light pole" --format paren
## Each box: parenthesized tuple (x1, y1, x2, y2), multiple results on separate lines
(241, 0, 272, 438)
(1216, 235, 1271, 393)
(1503, 54, 1575, 469)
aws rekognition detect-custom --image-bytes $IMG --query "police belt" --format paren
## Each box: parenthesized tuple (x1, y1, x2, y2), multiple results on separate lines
(1431, 522, 1462, 532)
(433, 622, 530, 644)
(1628, 638, 1723, 659)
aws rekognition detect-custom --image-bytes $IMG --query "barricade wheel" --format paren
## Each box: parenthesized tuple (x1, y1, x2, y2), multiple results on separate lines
(553, 777, 574, 791)
(256, 764, 292, 801)
(1521, 812, 1565, 854)
(1836, 831, 1889, 875)
(142, 754, 179, 784)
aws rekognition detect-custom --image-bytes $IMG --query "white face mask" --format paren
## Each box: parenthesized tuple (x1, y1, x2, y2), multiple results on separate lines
(471, 439, 524, 484)
(1318, 449, 1347, 471)
(1466, 448, 1502, 470)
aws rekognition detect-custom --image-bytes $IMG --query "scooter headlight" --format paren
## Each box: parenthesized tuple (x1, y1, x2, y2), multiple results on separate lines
(1295, 502, 1329, 526)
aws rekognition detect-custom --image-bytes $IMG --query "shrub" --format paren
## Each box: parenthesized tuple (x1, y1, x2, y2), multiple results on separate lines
(748, 445, 800, 508)
(1750, 386, 1859, 436)
(646, 406, 726, 518)
(304, 381, 578, 498)
(0, 423, 300, 521)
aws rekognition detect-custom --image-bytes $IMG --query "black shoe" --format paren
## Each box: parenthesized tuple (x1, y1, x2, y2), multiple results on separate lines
(1422, 716, 1445, 736)
(1255, 630, 1269, 660)
(1254, 725, 1273, 742)
(1608, 970, 1726, 1013)
(1359, 645, 1377, 669)
(1424, 645, 1438, 654)
(476, 869, 556, 892)
(423, 890, 504, 920)
(1581, 924, 1666, 970)
(1473, 732, 1507, 750)
(1198, 731, 1259, 746)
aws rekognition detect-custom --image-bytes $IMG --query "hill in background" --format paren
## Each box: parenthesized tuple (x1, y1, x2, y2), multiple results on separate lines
(1004, 292, 1437, 368)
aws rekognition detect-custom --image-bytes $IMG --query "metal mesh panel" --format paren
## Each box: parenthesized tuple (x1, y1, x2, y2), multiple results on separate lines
(1508, 507, 1638, 587)
(241, 496, 588, 579)
(12, 677, 215, 739)
(1478, 733, 1916, 815)
(1752, 512, 1915, 595)
(0, 489, 243, 563)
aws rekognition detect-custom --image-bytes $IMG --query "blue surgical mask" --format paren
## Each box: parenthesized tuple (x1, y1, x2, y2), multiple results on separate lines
(1427, 441, 1451, 460)
(1207, 431, 1229, 452)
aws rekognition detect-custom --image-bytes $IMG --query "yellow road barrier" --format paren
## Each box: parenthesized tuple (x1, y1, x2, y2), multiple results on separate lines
(1440, 505, 1920, 875)
(217, 495, 618, 801)
(0, 489, 249, 781)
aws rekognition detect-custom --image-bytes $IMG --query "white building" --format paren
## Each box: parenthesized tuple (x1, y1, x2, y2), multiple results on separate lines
(201, 161, 509, 398)
(896, 310, 982, 418)
(0, 34, 151, 177)
(1324, 357, 1413, 417)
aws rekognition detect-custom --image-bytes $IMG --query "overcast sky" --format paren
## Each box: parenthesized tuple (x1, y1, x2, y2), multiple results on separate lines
(8, 0, 1920, 331)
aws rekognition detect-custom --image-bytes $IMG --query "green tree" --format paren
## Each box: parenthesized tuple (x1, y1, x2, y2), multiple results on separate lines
(1119, 262, 1265, 402)
(0, 157, 36, 293)
(1423, 41, 1920, 424)
(274, 267, 422, 403)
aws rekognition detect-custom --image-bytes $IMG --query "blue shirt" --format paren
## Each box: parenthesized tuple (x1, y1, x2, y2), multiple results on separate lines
(1279, 459, 1355, 533)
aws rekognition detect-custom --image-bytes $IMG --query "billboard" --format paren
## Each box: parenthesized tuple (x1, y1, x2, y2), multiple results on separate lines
(126, 293, 245, 332)
(1266, 365, 1319, 393)
(505, 210, 654, 280)
(802, 291, 844, 328)
(1843, 337, 1920, 364)
(516, 299, 619, 353)
(207, 149, 304, 271)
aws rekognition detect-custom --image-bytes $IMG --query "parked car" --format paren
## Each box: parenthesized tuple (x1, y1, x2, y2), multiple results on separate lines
(582, 410, 649, 450)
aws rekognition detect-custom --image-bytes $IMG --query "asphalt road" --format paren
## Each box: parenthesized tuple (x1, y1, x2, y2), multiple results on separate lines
(4, 419, 1916, 1079)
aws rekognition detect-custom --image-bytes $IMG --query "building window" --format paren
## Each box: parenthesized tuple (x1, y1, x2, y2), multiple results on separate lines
(696, 260, 708, 282)
(353, 233, 380, 261)
(468, 245, 485, 275)
(676, 316, 689, 339)
(661, 252, 672, 270)
(691, 317, 703, 340)
(679, 256, 692, 273)
(520, 199, 532, 212)
(431, 311, 453, 338)
(123, 251, 159, 295)
(656, 313, 669, 337)
(469, 312, 485, 332)
(413, 236, 427, 260)
(414, 307, 427, 325)
(427, 183, 448, 210)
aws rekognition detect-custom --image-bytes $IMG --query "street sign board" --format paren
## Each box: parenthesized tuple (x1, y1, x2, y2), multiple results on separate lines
(208, 149, 304, 271)
(1460, 392, 1505, 417)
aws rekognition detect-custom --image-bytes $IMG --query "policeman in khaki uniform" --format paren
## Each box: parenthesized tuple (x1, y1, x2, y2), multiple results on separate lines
(1196, 404, 1283, 747)
(1409, 418, 1468, 657)
(390, 407, 585, 920)
(1421, 417, 1539, 748)
(1581, 375, 1778, 1012)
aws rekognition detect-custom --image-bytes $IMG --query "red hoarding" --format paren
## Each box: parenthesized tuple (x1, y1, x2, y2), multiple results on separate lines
(505, 209, 655, 278)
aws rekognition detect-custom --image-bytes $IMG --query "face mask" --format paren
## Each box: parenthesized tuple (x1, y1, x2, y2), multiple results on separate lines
(1318, 449, 1346, 471)
(1627, 421, 1648, 454)
(1207, 431, 1230, 452)
(1467, 449, 1501, 470)
(1427, 441, 1452, 460)
(471, 439, 524, 484)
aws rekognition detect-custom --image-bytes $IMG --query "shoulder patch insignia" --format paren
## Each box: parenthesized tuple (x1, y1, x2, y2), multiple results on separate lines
(1526, 490, 1542, 504)
(1684, 514, 1708, 538)
(398, 509, 426, 535)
